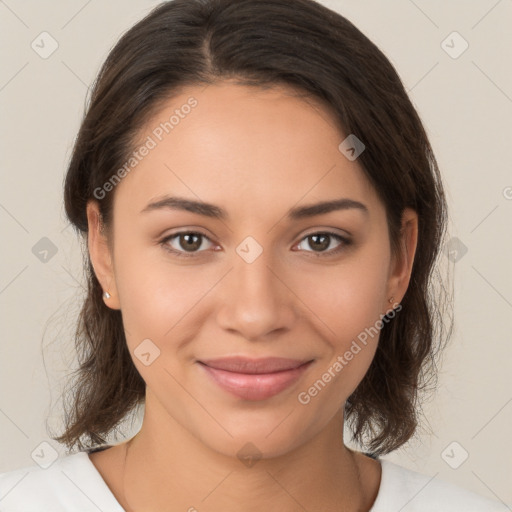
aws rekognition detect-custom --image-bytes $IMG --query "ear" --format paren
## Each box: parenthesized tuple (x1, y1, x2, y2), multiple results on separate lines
(384, 207, 418, 311)
(86, 200, 121, 310)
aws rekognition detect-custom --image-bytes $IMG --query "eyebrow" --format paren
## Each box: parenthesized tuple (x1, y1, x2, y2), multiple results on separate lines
(140, 195, 369, 220)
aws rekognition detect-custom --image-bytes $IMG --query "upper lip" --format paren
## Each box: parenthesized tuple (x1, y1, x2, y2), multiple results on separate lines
(198, 357, 313, 374)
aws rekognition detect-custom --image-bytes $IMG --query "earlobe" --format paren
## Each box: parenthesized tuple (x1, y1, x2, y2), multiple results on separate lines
(385, 208, 418, 311)
(86, 200, 121, 310)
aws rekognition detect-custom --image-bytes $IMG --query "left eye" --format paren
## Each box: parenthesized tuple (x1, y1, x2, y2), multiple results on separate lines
(160, 231, 350, 258)
(295, 232, 349, 255)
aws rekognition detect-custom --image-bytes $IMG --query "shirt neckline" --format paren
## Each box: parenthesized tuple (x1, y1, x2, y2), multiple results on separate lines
(75, 450, 126, 511)
(80, 448, 388, 511)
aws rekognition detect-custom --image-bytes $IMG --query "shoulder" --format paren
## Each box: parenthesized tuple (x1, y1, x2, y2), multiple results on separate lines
(0, 450, 124, 512)
(371, 459, 508, 512)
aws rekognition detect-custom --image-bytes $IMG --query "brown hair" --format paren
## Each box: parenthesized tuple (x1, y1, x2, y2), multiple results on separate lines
(54, 0, 452, 456)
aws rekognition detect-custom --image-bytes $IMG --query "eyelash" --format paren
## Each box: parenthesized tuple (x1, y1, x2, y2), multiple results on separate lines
(159, 230, 352, 259)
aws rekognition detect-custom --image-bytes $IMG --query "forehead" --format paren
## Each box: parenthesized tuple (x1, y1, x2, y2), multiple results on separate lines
(112, 81, 381, 220)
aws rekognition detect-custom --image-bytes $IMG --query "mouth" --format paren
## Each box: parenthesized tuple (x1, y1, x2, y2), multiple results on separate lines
(197, 357, 314, 401)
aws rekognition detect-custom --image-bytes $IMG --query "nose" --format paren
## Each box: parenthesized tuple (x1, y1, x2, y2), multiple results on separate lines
(215, 249, 298, 342)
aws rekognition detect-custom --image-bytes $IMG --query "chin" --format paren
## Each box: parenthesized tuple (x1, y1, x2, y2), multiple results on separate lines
(189, 410, 320, 463)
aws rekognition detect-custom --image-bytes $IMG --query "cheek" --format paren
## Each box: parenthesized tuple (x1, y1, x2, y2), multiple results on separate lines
(113, 239, 219, 354)
(292, 243, 390, 393)
(298, 248, 390, 344)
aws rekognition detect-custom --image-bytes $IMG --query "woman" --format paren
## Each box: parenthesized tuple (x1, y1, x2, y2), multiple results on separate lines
(0, 0, 506, 510)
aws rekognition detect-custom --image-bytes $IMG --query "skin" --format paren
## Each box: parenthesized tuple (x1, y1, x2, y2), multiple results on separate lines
(87, 81, 418, 512)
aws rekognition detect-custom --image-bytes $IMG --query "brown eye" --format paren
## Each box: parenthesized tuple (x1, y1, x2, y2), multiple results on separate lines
(160, 231, 213, 257)
(177, 233, 202, 252)
(307, 233, 331, 251)
(296, 232, 351, 256)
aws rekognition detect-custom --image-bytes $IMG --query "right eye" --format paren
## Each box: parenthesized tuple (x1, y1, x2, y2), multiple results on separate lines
(160, 231, 215, 258)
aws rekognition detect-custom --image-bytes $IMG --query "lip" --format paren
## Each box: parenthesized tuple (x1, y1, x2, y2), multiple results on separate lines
(197, 357, 314, 401)
(199, 356, 311, 373)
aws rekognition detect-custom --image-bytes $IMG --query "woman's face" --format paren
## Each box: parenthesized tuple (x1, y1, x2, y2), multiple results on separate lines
(88, 81, 416, 459)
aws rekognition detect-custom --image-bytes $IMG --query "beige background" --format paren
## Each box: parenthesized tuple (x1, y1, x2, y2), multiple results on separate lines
(1, 0, 511, 506)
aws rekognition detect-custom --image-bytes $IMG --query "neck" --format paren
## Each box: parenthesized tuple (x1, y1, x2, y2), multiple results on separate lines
(118, 405, 370, 511)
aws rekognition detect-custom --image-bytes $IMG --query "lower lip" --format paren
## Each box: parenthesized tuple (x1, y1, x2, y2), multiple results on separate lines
(198, 361, 314, 401)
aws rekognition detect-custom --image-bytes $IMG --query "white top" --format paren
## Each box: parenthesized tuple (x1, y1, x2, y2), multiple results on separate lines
(0, 450, 507, 511)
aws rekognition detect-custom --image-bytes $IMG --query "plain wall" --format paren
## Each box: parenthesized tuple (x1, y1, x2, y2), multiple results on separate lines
(1, 0, 511, 505)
